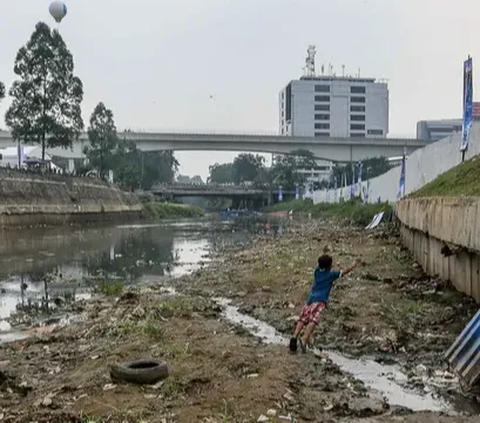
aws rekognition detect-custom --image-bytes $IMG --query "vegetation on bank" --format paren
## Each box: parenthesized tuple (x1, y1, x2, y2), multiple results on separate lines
(265, 199, 392, 226)
(142, 202, 204, 220)
(409, 155, 480, 198)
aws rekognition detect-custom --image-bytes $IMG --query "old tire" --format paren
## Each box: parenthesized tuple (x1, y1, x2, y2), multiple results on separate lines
(109, 360, 169, 385)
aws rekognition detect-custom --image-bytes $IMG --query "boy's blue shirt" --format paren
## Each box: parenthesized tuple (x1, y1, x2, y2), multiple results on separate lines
(307, 267, 342, 304)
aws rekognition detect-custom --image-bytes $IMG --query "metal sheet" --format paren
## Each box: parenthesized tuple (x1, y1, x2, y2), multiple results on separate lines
(445, 308, 480, 386)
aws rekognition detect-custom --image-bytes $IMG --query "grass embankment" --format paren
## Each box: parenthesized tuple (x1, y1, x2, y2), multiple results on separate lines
(409, 155, 480, 198)
(142, 202, 204, 220)
(265, 199, 391, 226)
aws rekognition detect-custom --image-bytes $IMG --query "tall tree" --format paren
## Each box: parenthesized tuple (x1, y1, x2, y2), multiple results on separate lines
(208, 163, 234, 184)
(270, 149, 318, 189)
(5, 22, 84, 160)
(140, 151, 178, 189)
(330, 156, 393, 186)
(84, 102, 118, 180)
(232, 153, 265, 183)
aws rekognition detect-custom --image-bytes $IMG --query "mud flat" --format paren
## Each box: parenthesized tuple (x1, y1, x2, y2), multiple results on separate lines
(0, 219, 480, 422)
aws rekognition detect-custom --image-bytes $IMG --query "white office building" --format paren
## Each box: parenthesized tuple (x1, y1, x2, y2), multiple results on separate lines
(278, 76, 389, 139)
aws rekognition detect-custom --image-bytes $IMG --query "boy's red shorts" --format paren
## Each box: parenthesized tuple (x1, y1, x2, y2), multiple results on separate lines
(299, 301, 326, 325)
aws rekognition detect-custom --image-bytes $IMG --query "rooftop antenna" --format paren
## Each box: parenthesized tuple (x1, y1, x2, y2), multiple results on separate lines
(305, 45, 316, 76)
(321, 64, 325, 75)
(342, 64, 346, 77)
(329, 63, 333, 76)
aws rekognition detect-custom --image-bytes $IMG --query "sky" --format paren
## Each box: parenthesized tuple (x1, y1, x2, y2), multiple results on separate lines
(0, 0, 479, 180)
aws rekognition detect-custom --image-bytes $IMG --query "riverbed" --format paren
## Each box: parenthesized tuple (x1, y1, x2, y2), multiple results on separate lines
(0, 217, 479, 423)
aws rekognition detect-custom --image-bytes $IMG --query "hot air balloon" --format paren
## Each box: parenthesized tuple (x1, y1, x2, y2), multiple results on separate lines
(49, 1, 67, 23)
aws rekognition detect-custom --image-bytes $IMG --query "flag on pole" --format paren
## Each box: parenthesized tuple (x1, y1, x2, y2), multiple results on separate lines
(397, 146, 407, 199)
(461, 57, 474, 153)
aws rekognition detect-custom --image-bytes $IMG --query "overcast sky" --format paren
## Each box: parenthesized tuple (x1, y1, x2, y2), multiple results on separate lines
(0, 0, 478, 179)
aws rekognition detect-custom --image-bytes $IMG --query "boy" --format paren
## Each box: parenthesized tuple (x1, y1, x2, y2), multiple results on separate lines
(289, 254, 364, 353)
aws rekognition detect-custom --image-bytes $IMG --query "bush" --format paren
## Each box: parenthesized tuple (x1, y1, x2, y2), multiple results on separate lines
(265, 199, 391, 226)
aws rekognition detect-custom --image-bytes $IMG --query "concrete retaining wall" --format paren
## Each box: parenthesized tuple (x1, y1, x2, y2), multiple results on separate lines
(0, 169, 142, 227)
(313, 122, 480, 204)
(396, 198, 480, 301)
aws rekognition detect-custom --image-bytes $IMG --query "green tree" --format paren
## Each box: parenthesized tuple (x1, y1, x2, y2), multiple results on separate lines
(232, 153, 265, 183)
(84, 102, 118, 180)
(5, 22, 84, 160)
(0, 82, 5, 103)
(140, 151, 178, 189)
(330, 156, 392, 186)
(114, 140, 142, 190)
(270, 149, 318, 189)
(208, 163, 234, 184)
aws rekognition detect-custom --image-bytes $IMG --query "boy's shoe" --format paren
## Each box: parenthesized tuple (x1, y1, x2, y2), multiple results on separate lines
(299, 338, 307, 353)
(289, 337, 298, 353)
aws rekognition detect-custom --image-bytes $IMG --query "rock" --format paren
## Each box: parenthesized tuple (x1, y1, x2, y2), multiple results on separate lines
(246, 373, 259, 379)
(266, 409, 277, 417)
(257, 415, 269, 422)
(41, 396, 53, 407)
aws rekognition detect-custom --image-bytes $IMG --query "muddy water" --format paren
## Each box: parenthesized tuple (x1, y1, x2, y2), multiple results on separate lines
(0, 218, 270, 340)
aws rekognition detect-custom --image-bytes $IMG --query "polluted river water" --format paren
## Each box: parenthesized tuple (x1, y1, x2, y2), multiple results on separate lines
(0, 217, 471, 415)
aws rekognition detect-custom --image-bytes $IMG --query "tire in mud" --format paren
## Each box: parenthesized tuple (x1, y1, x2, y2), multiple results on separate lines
(109, 360, 169, 385)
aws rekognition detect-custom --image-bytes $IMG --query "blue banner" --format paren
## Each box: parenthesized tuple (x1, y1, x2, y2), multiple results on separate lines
(278, 186, 283, 202)
(350, 165, 356, 197)
(461, 57, 474, 152)
(397, 146, 406, 199)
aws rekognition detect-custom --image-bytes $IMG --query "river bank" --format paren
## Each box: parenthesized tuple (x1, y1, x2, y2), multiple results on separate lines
(0, 217, 479, 422)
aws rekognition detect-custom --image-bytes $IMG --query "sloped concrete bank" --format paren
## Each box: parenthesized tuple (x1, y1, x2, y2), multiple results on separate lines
(0, 169, 141, 228)
(396, 197, 480, 301)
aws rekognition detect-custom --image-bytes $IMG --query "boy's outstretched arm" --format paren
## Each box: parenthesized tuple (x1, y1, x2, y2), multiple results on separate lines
(341, 259, 365, 276)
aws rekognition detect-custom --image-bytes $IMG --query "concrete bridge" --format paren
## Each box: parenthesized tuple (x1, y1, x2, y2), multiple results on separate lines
(148, 183, 295, 199)
(0, 130, 429, 163)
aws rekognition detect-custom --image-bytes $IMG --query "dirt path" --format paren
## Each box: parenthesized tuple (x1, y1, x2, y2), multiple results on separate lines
(0, 219, 479, 422)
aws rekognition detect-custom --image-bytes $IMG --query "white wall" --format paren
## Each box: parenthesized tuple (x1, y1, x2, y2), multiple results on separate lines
(313, 122, 480, 204)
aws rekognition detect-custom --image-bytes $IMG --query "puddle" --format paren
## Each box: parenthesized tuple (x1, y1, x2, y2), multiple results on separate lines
(215, 298, 453, 413)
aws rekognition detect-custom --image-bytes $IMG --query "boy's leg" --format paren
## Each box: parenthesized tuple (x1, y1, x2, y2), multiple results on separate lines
(293, 320, 305, 338)
(290, 304, 309, 352)
(300, 302, 326, 350)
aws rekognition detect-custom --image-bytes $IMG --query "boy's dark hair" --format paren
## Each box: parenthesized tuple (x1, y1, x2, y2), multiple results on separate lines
(318, 254, 333, 270)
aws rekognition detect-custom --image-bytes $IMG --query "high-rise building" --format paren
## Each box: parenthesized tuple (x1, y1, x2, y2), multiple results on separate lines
(278, 76, 389, 139)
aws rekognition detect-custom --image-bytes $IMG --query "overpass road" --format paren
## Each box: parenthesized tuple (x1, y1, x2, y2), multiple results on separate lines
(0, 130, 429, 163)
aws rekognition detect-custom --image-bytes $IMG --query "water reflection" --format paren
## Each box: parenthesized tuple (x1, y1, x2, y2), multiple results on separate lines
(0, 218, 279, 329)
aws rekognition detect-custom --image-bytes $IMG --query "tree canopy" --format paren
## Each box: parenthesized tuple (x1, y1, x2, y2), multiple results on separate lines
(0, 82, 5, 103)
(84, 102, 178, 190)
(232, 153, 265, 184)
(5, 22, 84, 160)
(84, 102, 118, 180)
(270, 149, 318, 189)
(330, 156, 393, 187)
(208, 163, 234, 184)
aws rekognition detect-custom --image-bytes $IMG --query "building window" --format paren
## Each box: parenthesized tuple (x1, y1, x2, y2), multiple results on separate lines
(367, 129, 383, 135)
(351, 96, 366, 103)
(315, 132, 330, 137)
(281, 92, 284, 100)
(315, 95, 330, 102)
(350, 133, 366, 138)
(285, 83, 292, 121)
(315, 85, 330, 93)
(351, 86, 366, 94)
(281, 111, 284, 117)
(350, 105, 365, 112)
(315, 114, 329, 121)
(350, 115, 365, 121)
(351, 124, 365, 130)
(315, 104, 330, 111)
(314, 123, 330, 130)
